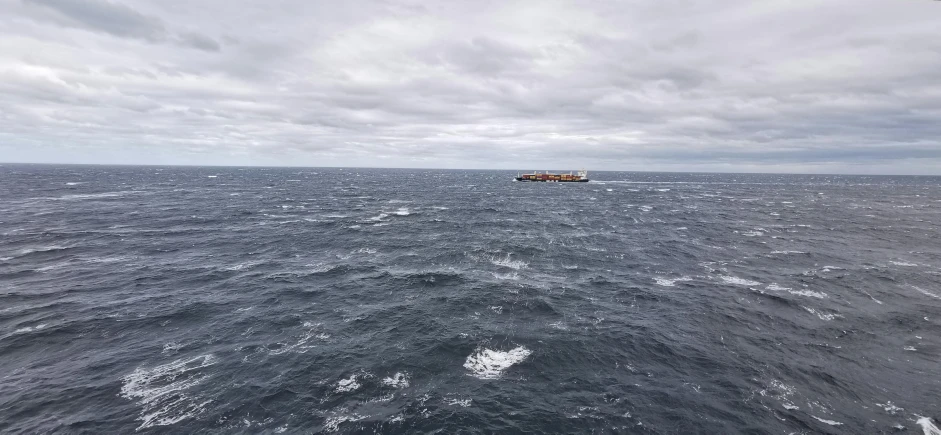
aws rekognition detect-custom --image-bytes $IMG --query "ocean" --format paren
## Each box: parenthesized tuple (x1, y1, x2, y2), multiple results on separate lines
(1, 164, 939, 434)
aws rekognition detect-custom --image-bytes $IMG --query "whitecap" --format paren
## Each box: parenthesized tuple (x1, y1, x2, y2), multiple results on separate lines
(917, 416, 941, 435)
(790, 289, 828, 299)
(464, 346, 532, 379)
(381, 372, 409, 388)
(335, 374, 362, 393)
(802, 306, 842, 321)
(120, 355, 216, 430)
(812, 416, 843, 426)
(876, 401, 903, 415)
(766, 284, 827, 299)
(13, 323, 48, 334)
(891, 261, 918, 267)
(392, 207, 410, 216)
(492, 271, 519, 280)
(720, 275, 760, 286)
(323, 413, 367, 432)
(912, 285, 941, 299)
(445, 397, 472, 407)
(770, 250, 806, 255)
(653, 276, 692, 287)
(490, 254, 528, 270)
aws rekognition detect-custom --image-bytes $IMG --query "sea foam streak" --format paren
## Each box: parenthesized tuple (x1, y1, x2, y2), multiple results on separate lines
(120, 355, 216, 430)
(464, 346, 531, 379)
(917, 417, 941, 435)
(812, 415, 843, 426)
(654, 276, 692, 287)
(720, 275, 760, 286)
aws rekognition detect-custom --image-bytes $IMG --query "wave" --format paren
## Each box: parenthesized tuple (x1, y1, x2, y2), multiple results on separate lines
(464, 346, 531, 379)
(120, 354, 216, 430)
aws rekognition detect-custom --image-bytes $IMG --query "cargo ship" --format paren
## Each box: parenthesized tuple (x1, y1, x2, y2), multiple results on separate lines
(515, 169, 589, 182)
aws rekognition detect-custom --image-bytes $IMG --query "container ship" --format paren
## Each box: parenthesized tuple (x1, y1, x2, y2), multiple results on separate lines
(515, 169, 589, 182)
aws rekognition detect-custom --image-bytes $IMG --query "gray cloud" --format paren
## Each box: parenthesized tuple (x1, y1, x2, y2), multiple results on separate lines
(1, 0, 940, 174)
(23, 0, 167, 41)
(176, 31, 221, 52)
(22, 0, 222, 51)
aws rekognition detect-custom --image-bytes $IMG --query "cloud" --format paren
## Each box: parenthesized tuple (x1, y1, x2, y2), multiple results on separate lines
(176, 31, 221, 52)
(1, 0, 940, 174)
(23, 0, 167, 41)
(22, 0, 222, 51)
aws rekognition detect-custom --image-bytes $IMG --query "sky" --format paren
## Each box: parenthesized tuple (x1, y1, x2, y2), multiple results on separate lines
(1, 0, 940, 174)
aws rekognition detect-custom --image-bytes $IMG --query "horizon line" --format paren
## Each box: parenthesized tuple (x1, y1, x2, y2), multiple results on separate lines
(1, 161, 939, 177)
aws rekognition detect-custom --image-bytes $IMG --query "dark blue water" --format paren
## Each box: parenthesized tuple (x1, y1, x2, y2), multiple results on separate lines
(2, 165, 940, 434)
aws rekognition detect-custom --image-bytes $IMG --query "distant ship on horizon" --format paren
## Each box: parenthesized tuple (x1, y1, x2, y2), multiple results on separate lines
(515, 169, 589, 182)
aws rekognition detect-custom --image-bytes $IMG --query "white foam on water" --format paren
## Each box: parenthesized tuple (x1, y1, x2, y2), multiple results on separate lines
(323, 413, 367, 432)
(464, 346, 532, 379)
(490, 254, 528, 270)
(639, 205, 653, 212)
(162, 342, 182, 354)
(770, 250, 807, 255)
(58, 191, 135, 200)
(741, 231, 763, 237)
(912, 286, 941, 299)
(549, 321, 568, 330)
(802, 306, 842, 321)
(720, 275, 760, 286)
(65, 182, 80, 185)
(490, 306, 503, 314)
(381, 372, 409, 388)
(917, 417, 941, 435)
(356, 247, 377, 254)
(766, 284, 827, 299)
(335, 374, 362, 393)
(812, 416, 843, 426)
(791, 289, 828, 299)
(267, 322, 328, 355)
(492, 271, 519, 280)
(445, 397, 472, 407)
(207, 175, 217, 178)
(891, 261, 918, 267)
(120, 354, 216, 430)
(876, 401, 903, 415)
(653, 276, 692, 287)
(904, 346, 917, 351)
(13, 323, 48, 334)
(393, 207, 410, 216)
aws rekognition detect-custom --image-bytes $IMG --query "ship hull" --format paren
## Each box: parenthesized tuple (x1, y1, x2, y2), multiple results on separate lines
(515, 177, 589, 182)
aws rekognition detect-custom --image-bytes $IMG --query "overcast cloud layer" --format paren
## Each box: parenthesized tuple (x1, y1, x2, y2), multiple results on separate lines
(1, 0, 940, 174)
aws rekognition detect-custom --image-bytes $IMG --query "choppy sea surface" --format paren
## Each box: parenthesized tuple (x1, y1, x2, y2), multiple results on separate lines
(2, 165, 940, 434)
